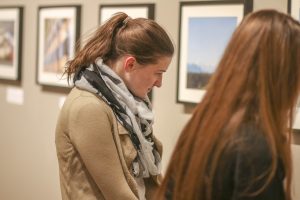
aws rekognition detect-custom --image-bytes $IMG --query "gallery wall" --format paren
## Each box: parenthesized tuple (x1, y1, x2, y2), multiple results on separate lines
(0, 0, 296, 200)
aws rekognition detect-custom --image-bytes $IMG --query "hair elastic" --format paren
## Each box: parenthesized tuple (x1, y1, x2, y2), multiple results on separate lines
(123, 16, 131, 26)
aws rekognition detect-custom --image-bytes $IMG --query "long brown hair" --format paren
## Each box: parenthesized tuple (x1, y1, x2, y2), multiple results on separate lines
(157, 9, 300, 200)
(65, 12, 174, 82)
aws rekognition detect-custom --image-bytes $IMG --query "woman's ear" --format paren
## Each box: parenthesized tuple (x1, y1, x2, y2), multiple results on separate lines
(124, 56, 136, 72)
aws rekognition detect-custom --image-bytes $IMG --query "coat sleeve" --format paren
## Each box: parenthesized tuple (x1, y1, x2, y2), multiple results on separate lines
(69, 97, 138, 200)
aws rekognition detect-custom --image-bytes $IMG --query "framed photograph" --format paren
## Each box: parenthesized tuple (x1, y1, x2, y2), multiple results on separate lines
(294, 101, 300, 129)
(99, 4, 154, 24)
(288, 0, 300, 129)
(288, 0, 300, 21)
(37, 5, 81, 87)
(0, 7, 23, 81)
(177, 0, 253, 104)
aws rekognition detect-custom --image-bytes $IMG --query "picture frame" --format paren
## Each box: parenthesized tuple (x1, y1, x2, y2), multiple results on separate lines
(288, 0, 300, 21)
(294, 102, 300, 129)
(288, 0, 300, 129)
(99, 4, 154, 24)
(177, 0, 253, 104)
(36, 5, 81, 87)
(0, 6, 23, 81)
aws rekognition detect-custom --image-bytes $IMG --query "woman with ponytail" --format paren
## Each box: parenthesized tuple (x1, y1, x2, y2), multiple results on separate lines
(55, 12, 174, 200)
(156, 9, 300, 200)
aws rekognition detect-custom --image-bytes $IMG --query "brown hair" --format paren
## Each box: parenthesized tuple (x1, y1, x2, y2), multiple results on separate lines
(65, 12, 174, 82)
(157, 9, 300, 200)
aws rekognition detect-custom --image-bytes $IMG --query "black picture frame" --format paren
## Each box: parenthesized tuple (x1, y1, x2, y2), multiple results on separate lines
(177, 0, 253, 104)
(99, 3, 154, 24)
(0, 6, 23, 81)
(288, 0, 300, 21)
(36, 5, 81, 87)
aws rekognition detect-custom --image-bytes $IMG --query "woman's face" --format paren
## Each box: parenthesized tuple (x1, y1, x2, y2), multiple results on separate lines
(124, 56, 172, 99)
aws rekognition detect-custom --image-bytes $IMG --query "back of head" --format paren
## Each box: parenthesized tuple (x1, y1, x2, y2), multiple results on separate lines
(157, 9, 300, 200)
(66, 12, 174, 80)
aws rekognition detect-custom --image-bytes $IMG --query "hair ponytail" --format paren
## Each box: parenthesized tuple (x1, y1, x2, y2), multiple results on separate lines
(65, 12, 128, 82)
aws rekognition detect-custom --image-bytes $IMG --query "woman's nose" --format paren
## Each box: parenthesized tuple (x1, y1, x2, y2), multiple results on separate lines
(154, 77, 162, 88)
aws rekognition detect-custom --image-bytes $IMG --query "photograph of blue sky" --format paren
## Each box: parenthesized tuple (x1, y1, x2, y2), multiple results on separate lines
(187, 17, 237, 74)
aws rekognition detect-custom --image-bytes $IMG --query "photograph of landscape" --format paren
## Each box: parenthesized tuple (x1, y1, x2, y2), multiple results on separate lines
(186, 16, 237, 89)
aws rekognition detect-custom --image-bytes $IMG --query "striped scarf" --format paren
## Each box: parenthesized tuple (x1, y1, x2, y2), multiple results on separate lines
(73, 58, 161, 178)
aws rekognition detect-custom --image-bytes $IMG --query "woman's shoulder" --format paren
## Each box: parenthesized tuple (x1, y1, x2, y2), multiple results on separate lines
(223, 123, 272, 168)
(68, 87, 102, 102)
(66, 87, 108, 107)
(230, 123, 268, 152)
(61, 87, 114, 118)
(222, 125, 285, 200)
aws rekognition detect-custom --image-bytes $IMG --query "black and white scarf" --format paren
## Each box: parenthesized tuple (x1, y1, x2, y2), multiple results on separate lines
(73, 58, 161, 178)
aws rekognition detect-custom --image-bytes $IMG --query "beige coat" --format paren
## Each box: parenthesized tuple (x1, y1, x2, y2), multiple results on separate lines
(55, 87, 163, 200)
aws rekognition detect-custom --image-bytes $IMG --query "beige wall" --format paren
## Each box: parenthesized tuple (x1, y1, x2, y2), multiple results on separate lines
(0, 0, 298, 200)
